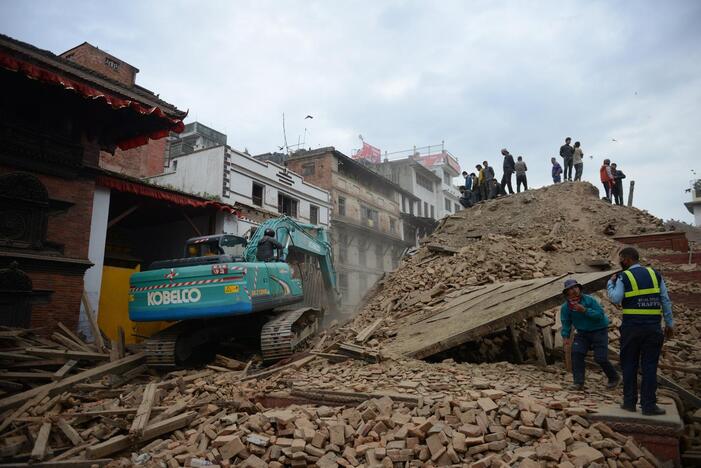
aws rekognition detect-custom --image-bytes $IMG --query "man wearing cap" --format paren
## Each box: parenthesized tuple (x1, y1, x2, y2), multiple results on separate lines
(561, 278, 620, 391)
(607, 247, 674, 416)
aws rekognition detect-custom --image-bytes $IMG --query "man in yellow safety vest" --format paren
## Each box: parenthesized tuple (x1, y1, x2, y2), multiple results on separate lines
(607, 247, 674, 416)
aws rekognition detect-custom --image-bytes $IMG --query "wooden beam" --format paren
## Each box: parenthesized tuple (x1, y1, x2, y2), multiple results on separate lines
(57, 322, 91, 352)
(107, 204, 139, 229)
(130, 383, 158, 437)
(81, 291, 106, 353)
(26, 347, 109, 362)
(355, 319, 383, 344)
(56, 418, 84, 446)
(0, 459, 112, 467)
(30, 422, 52, 461)
(180, 209, 202, 236)
(86, 411, 196, 459)
(52, 360, 78, 381)
(507, 325, 523, 363)
(527, 318, 547, 367)
(0, 353, 144, 413)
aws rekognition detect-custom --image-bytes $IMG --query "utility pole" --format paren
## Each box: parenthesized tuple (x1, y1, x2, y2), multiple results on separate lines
(627, 180, 635, 207)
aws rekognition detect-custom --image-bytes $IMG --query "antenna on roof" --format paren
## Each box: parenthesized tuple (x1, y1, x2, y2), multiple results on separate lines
(282, 112, 289, 154)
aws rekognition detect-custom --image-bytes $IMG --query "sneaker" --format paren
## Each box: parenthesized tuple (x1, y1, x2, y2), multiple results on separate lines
(642, 406, 666, 416)
(569, 383, 585, 391)
(619, 403, 636, 412)
(606, 375, 621, 390)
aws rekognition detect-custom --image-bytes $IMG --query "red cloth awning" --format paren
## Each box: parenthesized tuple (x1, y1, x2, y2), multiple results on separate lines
(96, 175, 238, 214)
(0, 50, 185, 150)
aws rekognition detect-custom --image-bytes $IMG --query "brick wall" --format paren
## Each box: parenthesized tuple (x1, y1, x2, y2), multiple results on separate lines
(287, 153, 333, 192)
(60, 43, 137, 87)
(99, 138, 166, 178)
(0, 165, 95, 333)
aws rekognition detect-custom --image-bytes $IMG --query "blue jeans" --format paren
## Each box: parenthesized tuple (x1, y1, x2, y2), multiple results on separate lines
(620, 321, 663, 411)
(571, 328, 618, 385)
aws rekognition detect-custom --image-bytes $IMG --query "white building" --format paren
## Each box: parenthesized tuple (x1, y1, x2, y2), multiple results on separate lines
(685, 179, 701, 226)
(415, 151, 462, 218)
(150, 123, 331, 236)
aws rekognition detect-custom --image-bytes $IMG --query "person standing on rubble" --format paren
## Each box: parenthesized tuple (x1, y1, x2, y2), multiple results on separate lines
(599, 159, 614, 202)
(573, 141, 584, 181)
(551, 157, 563, 183)
(483, 161, 495, 199)
(560, 278, 620, 391)
(515, 156, 528, 192)
(500, 149, 515, 194)
(607, 247, 673, 416)
(611, 163, 626, 205)
(560, 137, 574, 181)
(475, 164, 484, 202)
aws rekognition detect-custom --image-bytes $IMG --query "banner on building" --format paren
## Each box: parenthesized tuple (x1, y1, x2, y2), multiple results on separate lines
(353, 142, 382, 164)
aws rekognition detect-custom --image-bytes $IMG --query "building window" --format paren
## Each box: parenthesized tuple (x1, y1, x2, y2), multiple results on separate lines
(390, 218, 397, 234)
(430, 205, 435, 219)
(443, 172, 451, 185)
(309, 205, 319, 225)
(302, 163, 315, 176)
(104, 57, 120, 71)
(361, 205, 379, 228)
(278, 193, 298, 217)
(252, 183, 264, 207)
(416, 173, 433, 191)
(424, 202, 428, 217)
(338, 233, 348, 264)
(338, 196, 346, 216)
(445, 198, 451, 212)
(338, 272, 349, 299)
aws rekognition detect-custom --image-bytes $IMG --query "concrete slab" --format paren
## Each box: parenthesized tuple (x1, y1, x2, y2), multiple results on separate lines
(590, 401, 683, 432)
(590, 400, 683, 465)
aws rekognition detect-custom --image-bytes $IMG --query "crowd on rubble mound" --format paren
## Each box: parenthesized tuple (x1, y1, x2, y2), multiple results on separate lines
(458, 137, 627, 208)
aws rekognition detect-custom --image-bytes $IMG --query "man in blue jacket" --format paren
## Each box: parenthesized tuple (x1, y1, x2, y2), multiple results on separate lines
(607, 247, 674, 416)
(561, 278, 620, 391)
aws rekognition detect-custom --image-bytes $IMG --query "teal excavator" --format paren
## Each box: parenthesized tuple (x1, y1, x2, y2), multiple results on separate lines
(128, 216, 340, 366)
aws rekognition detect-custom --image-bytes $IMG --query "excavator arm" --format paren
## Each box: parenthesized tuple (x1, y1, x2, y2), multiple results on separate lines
(243, 216, 340, 311)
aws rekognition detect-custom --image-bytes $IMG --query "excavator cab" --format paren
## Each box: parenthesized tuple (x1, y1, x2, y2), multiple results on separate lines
(184, 235, 247, 260)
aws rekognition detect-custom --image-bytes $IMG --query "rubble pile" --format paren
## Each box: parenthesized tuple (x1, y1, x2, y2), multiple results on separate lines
(349, 182, 664, 337)
(0, 336, 666, 467)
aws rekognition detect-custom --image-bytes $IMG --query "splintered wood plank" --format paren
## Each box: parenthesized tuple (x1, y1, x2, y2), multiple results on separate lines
(130, 383, 158, 437)
(26, 347, 109, 362)
(52, 360, 78, 381)
(57, 322, 92, 352)
(528, 318, 547, 367)
(386, 271, 615, 359)
(355, 319, 383, 343)
(57, 418, 84, 446)
(0, 353, 144, 413)
(31, 422, 52, 460)
(81, 291, 106, 352)
(86, 411, 197, 459)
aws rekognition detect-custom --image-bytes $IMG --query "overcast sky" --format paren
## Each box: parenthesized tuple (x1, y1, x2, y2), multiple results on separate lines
(2, 1, 700, 222)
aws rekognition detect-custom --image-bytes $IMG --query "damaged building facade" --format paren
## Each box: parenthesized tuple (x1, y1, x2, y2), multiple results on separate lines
(259, 148, 414, 312)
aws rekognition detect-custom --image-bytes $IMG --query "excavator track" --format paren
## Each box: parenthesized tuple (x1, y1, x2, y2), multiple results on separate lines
(260, 307, 322, 361)
(144, 326, 182, 367)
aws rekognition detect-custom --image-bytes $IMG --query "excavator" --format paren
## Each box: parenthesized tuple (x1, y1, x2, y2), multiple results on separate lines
(128, 216, 340, 367)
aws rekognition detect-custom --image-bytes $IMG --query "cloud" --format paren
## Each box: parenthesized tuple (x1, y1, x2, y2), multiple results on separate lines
(1, 0, 699, 222)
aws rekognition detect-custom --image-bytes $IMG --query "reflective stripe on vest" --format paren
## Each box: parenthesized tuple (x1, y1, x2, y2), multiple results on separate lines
(622, 267, 661, 315)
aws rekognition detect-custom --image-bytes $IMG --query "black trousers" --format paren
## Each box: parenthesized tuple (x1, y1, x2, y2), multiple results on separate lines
(500, 171, 514, 194)
(620, 321, 663, 411)
(516, 174, 527, 192)
(613, 182, 624, 205)
(563, 157, 573, 180)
